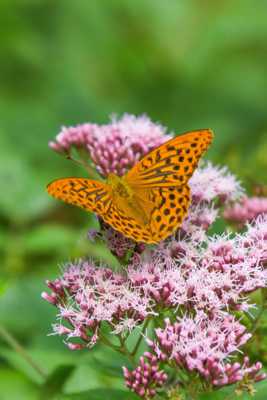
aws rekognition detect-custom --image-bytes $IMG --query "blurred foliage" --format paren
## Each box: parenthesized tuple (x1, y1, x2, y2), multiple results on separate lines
(0, 0, 267, 398)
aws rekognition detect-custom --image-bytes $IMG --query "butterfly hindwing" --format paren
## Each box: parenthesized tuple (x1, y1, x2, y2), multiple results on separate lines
(126, 129, 213, 188)
(132, 184, 190, 242)
(102, 202, 153, 243)
(47, 178, 112, 215)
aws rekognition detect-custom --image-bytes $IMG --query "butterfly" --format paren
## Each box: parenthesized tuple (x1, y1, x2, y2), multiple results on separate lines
(47, 129, 213, 244)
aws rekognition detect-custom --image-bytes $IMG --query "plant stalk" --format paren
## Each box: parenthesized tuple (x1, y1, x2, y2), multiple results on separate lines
(0, 324, 47, 380)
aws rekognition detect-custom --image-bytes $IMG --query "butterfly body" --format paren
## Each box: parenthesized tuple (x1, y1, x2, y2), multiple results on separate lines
(107, 173, 133, 199)
(47, 129, 213, 243)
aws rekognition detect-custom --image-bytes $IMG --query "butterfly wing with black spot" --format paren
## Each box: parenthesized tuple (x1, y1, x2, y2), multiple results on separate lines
(102, 200, 154, 243)
(149, 185, 190, 241)
(125, 129, 213, 188)
(132, 184, 191, 242)
(47, 178, 154, 243)
(124, 129, 213, 242)
(47, 178, 112, 215)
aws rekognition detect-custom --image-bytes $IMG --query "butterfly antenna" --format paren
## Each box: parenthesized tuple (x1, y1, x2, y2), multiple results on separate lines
(66, 154, 85, 167)
(66, 155, 104, 181)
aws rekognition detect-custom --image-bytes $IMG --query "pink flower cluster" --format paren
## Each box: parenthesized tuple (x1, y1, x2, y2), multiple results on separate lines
(49, 114, 171, 177)
(130, 218, 267, 313)
(45, 115, 267, 398)
(181, 162, 244, 238)
(42, 262, 154, 347)
(123, 353, 168, 398)
(147, 315, 265, 387)
(42, 215, 267, 355)
(189, 162, 243, 203)
(224, 196, 267, 228)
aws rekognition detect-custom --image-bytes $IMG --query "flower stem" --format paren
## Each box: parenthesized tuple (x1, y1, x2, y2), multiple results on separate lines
(99, 332, 122, 352)
(0, 324, 47, 380)
(251, 306, 265, 334)
(131, 318, 150, 357)
(99, 332, 135, 366)
(118, 334, 136, 365)
(251, 288, 267, 334)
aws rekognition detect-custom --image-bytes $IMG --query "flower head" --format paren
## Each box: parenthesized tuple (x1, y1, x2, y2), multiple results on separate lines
(189, 162, 243, 204)
(123, 353, 168, 398)
(49, 114, 171, 177)
(42, 260, 154, 347)
(147, 314, 265, 387)
(43, 214, 267, 350)
(224, 196, 267, 228)
(177, 162, 244, 240)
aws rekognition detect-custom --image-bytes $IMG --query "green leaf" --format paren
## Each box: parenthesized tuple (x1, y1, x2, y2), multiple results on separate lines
(0, 277, 56, 335)
(63, 363, 103, 394)
(63, 359, 124, 394)
(0, 154, 50, 223)
(59, 388, 138, 400)
(23, 224, 79, 255)
(91, 346, 132, 377)
(40, 365, 75, 400)
(0, 367, 39, 400)
(0, 277, 8, 296)
(254, 379, 267, 400)
(0, 346, 83, 385)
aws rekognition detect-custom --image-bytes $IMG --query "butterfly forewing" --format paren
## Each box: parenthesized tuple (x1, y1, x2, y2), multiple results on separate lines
(47, 178, 112, 215)
(126, 129, 213, 188)
(47, 178, 155, 242)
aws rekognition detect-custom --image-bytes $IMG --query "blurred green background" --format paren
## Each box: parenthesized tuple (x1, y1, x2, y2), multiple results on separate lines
(1, 1, 267, 399)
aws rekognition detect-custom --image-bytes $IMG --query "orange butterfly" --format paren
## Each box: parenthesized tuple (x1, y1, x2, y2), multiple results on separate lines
(47, 129, 213, 243)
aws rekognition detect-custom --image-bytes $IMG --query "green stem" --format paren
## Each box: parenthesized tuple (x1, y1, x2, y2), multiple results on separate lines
(99, 332, 135, 366)
(131, 318, 150, 357)
(251, 306, 265, 334)
(99, 332, 123, 352)
(77, 149, 104, 181)
(0, 325, 47, 380)
(251, 288, 267, 334)
(118, 334, 136, 365)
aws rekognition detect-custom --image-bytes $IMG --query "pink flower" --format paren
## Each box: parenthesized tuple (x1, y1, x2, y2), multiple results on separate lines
(189, 162, 243, 204)
(147, 314, 265, 387)
(43, 215, 267, 350)
(176, 162, 244, 239)
(129, 216, 267, 313)
(181, 203, 218, 236)
(42, 260, 154, 348)
(224, 196, 267, 228)
(123, 353, 168, 398)
(213, 357, 266, 386)
(91, 221, 145, 259)
(49, 114, 171, 177)
(241, 214, 267, 266)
